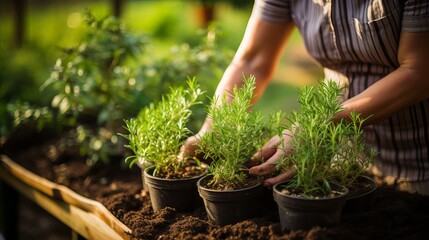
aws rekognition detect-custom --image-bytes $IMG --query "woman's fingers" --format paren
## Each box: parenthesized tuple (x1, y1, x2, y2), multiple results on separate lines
(252, 146, 277, 162)
(251, 135, 280, 162)
(249, 148, 283, 176)
(263, 169, 295, 187)
(249, 129, 296, 186)
(179, 135, 200, 161)
(248, 147, 277, 167)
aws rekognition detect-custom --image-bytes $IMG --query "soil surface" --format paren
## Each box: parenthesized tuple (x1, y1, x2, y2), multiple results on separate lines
(2, 128, 429, 240)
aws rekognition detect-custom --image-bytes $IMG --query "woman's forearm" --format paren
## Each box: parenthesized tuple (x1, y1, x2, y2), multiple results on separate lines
(213, 17, 295, 105)
(339, 67, 429, 125)
(338, 32, 429, 125)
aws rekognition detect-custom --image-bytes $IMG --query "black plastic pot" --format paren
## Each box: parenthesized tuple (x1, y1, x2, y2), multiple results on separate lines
(144, 166, 207, 212)
(136, 161, 152, 194)
(343, 175, 378, 214)
(273, 181, 349, 231)
(197, 175, 264, 226)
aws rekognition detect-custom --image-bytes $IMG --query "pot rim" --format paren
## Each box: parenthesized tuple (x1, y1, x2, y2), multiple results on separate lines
(273, 181, 349, 201)
(347, 175, 378, 199)
(197, 174, 263, 193)
(144, 162, 209, 182)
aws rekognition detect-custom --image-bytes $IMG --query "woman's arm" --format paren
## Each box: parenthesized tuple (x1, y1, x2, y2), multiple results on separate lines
(197, 16, 295, 133)
(338, 32, 429, 124)
(180, 16, 295, 159)
(215, 16, 295, 103)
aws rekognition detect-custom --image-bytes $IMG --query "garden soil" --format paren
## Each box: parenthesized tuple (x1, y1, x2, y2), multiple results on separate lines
(2, 128, 429, 240)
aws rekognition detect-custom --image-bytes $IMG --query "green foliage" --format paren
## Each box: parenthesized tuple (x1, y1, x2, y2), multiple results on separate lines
(5, 10, 232, 167)
(277, 80, 375, 197)
(6, 101, 56, 131)
(121, 79, 203, 177)
(198, 75, 276, 189)
(0, 49, 54, 136)
(34, 10, 147, 166)
(139, 26, 231, 100)
(41, 10, 147, 121)
(136, 26, 233, 132)
(329, 112, 377, 187)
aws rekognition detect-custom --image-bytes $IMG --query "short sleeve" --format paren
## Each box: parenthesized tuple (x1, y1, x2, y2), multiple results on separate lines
(251, 0, 292, 23)
(402, 0, 429, 32)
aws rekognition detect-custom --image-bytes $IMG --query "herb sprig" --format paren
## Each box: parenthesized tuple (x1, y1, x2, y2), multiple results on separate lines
(198, 75, 275, 190)
(121, 78, 203, 177)
(278, 80, 375, 197)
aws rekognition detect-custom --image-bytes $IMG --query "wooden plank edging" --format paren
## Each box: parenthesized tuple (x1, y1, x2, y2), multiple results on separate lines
(0, 154, 132, 240)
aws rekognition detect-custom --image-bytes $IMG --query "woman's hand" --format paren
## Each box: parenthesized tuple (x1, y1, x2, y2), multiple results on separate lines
(179, 118, 213, 161)
(179, 134, 202, 161)
(249, 130, 295, 187)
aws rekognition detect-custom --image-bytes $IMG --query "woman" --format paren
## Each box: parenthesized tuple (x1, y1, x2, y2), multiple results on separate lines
(182, 0, 429, 195)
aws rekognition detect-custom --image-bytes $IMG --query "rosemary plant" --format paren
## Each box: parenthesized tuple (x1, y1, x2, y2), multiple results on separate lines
(277, 80, 375, 197)
(121, 78, 204, 178)
(329, 111, 377, 187)
(198, 75, 274, 190)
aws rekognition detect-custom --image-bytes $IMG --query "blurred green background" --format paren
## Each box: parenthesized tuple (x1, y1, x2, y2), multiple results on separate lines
(0, 0, 322, 164)
(0, 0, 321, 238)
(0, 2, 321, 107)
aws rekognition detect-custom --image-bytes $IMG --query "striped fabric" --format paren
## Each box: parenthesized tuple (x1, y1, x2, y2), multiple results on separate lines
(253, 0, 429, 187)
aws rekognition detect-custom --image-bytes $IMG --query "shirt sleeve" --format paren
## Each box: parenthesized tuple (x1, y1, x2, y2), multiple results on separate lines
(251, 0, 292, 23)
(402, 0, 429, 32)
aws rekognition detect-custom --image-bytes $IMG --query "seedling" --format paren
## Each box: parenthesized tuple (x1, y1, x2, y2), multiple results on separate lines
(197, 75, 277, 190)
(121, 78, 204, 178)
(329, 111, 377, 188)
(277, 80, 375, 197)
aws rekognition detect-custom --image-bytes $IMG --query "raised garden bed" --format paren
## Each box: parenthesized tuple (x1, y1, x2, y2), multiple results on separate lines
(1, 128, 429, 240)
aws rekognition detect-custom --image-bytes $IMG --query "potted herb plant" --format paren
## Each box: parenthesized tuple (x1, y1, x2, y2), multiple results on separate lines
(121, 78, 208, 212)
(196, 75, 276, 226)
(328, 112, 378, 214)
(273, 80, 353, 230)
